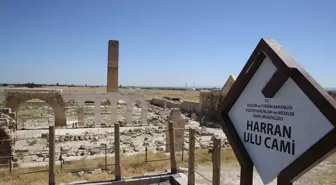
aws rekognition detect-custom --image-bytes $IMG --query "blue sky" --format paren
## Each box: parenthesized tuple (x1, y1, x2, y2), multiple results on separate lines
(0, 0, 335, 87)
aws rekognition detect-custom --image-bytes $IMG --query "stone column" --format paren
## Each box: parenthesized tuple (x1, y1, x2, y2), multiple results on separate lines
(126, 100, 133, 126)
(141, 100, 148, 126)
(77, 101, 85, 127)
(94, 101, 101, 128)
(166, 108, 186, 152)
(110, 99, 117, 125)
(54, 105, 67, 127)
(107, 40, 119, 92)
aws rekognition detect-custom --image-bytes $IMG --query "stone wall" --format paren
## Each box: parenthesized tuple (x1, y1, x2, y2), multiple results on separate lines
(0, 108, 15, 166)
(4, 89, 67, 127)
(151, 90, 336, 123)
(199, 90, 226, 119)
(151, 98, 201, 114)
(151, 98, 180, 109)
(180, 101, 201, 114)
(0, 128, 11, 165)
(0, 89, 147, 129)
(197, 75, 237, 119)
(0, 108, 16, 130)
(151, 93, 224, 120)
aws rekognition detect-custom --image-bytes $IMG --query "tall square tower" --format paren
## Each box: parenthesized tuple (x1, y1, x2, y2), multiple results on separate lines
(107, 40, 119, 92)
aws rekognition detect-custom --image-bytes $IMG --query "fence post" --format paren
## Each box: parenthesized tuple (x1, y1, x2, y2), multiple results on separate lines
(145, 147, 148, 163)
(49, 125, 55, 185)
(212, 137, 221, 185)
(188, 128, 195, 185)
(9, 142, 12, 174)
(105, 144, 107, 171)
(114, 123, 121, 180)
(168, 121, 177, 173)
(59, 147, 63, 170)
(182, 143, 184, 162)
(9, 156, 12, 174)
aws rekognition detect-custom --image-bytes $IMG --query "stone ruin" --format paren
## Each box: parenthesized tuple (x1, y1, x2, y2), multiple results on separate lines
(4, 88, 67, 127)
(0, 89, 148, 129)
(150, 74, 238, 125)
(0, 108, 16, 166)
(166, 108, 186, 152)
(0, 88, 149, 167)
(199, 74, 237, 119)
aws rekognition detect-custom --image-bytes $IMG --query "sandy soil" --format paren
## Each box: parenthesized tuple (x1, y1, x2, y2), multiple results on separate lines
(194, 155, 336, 185)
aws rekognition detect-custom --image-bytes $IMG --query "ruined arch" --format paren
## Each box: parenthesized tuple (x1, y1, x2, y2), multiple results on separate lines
(4, 90, 67, 127)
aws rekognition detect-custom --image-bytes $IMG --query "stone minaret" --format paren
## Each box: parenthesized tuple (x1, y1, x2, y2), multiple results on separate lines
(107, 40, 119, 92)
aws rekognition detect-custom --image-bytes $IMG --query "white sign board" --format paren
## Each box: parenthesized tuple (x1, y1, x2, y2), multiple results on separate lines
(228, 56, 334, 184)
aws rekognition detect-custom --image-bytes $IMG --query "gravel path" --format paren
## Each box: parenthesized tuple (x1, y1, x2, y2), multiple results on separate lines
(194, 155, 336, 185)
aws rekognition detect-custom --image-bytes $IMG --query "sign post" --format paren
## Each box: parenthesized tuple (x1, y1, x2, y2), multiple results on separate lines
(218, 38, 336, 184)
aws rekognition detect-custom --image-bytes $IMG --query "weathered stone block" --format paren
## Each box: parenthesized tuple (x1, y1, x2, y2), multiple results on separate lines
(0, 108, 11, 114)
(166, 108, 186, 152)
(191, 113, 198, 121)
(0, 118, 8, 127)
(8, 112, 15, 119)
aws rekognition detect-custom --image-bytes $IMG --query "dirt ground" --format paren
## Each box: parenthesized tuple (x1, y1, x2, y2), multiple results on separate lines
(195, 153, 336, 185)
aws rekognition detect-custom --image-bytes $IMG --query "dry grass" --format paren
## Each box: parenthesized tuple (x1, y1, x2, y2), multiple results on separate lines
(0, 86, 200, 102)
(0, 148, 236, 185)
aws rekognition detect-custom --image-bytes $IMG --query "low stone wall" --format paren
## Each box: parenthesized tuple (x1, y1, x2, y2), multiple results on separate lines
(151, 98, 166, 107)
(151, 98, 180, 109)
(151, 98, 201, 114)
(180, 101, 201, 114)
(151, 90, 227, 122)
(166, 101, 180, 109)
(151, 98, 203, 122)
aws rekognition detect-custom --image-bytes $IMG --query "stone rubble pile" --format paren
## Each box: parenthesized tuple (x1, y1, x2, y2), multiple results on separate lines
(70, 168, 103, 177)
(0, 108, 16, 131)
(54, 132, 110, 143)
(10, 103, 231, 169)
(0, 108, 16, 166)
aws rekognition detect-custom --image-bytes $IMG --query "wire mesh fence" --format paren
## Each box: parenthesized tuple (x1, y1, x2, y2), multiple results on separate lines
(1, 122, 225, 185)
(0, 136, 49, 182)
(172, 126, 223, 185)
